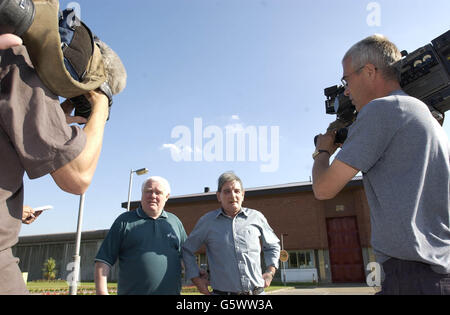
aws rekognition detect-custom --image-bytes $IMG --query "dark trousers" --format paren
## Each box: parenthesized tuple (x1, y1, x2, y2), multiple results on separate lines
(379, 258, 450, 295)
(0, 249, 29, 295)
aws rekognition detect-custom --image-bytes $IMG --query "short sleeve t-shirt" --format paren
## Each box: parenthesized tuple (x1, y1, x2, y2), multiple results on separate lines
(336, 90, 450, 274)
(95, 208, 187, 295)
(0, 46, 87, 252)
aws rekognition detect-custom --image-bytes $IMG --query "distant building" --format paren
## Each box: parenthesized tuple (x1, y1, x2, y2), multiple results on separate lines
(14, 178, 375, 284)
(13, 230, 114, 282)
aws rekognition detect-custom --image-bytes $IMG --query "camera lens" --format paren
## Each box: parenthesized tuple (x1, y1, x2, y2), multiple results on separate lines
(0, 0, 35, 37)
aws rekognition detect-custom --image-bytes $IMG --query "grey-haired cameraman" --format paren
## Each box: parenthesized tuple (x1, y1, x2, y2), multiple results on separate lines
(312, 35, 450, 295)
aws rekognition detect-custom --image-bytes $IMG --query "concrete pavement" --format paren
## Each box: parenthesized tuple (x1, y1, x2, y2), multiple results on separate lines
(268, 284, 380, 295)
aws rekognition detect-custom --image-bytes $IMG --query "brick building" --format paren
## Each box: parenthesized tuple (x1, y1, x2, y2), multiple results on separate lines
(14, 178, 375, 284)
(128, 177, 374, 284)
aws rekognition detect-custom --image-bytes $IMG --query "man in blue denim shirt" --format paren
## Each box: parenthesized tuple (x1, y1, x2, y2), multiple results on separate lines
(182, 172, 280, 295)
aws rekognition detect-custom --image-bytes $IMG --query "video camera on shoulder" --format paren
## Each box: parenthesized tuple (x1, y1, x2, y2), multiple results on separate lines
(323, 85, 355, 144)
(0, 0, 127, 122)
(0, 0, 103, 117)
(323, 29, 450, 145)
(0, 0, 35, 36)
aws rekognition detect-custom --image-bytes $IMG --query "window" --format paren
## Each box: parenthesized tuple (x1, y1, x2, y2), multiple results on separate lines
(195, 253, 208, 267)
(289, 252, 298, 268)
(285, 250, 314, 269)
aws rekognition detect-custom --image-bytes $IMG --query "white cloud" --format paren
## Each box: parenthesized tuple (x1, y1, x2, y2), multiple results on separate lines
(161, 143, 180, 153)
(161, 143, 194, 153)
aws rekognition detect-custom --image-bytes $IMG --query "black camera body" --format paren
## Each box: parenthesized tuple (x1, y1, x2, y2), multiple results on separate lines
(325, 85, 356, 127)
(323, 29, 450, 145)
(322, 85, 355, 145)
(0, 2, 115, 121)
(0, 0, 35, 36)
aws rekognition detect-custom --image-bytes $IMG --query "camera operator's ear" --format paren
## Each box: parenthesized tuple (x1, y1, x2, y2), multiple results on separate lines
(365, 63, 378, 79)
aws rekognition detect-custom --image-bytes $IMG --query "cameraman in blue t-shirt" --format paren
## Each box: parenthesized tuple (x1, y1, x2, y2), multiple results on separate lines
(313, 34, 450, 295)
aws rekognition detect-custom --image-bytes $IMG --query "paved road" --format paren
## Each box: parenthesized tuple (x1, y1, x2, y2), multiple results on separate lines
(268, 285, 379, 295)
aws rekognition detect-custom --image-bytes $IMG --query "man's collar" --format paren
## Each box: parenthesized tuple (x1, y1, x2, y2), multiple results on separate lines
(136, 206, 168, 220)
(389, 89, 406, 97)
(216, 207, 249, 218)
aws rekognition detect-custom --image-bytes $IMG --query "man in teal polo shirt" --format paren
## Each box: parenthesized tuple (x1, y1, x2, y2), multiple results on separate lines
(94, 176, 187, 295)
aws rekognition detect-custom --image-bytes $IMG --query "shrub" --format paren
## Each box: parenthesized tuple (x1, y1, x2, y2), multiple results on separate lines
(42, 258, 58, 281)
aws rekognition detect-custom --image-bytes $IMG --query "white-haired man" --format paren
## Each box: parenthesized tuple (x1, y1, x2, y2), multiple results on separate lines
(94, 176, 187, 295)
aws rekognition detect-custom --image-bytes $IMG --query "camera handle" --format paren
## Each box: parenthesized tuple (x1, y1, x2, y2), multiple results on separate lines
(314, 128, 348, 146)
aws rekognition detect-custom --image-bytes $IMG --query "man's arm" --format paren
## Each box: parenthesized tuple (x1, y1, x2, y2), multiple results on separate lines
(51, 90, 109, 195)
(94, 261, 111, 295)
(259, 214, 280, 288)
(191, 271, 211, 295)
(22, 206, 43, 225)
(262, 266, 277, 288)
(182, 242, 210, 294)
(312, 131, 359, 200)
(182, 216, 211, 295)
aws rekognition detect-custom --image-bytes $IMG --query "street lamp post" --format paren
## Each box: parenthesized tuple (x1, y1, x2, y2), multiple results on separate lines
(69, 193, 85, 295)
(281, 233, 289, 286)
(127, 168, 149, 211)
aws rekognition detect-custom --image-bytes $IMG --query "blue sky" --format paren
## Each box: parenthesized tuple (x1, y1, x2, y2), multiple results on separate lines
(20, 0, 450, 236)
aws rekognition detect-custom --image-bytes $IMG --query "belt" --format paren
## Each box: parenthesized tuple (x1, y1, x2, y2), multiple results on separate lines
(213, 287, 264, 295)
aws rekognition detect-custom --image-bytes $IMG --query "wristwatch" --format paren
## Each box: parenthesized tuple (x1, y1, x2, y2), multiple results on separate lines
(266, 269, 276, 278)
(312, 149, 331, 160)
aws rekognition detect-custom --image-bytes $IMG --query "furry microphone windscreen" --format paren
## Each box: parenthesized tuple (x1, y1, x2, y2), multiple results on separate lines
(95, 38, 127, 95)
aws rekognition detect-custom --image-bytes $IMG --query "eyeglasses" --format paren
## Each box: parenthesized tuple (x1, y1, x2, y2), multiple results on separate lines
(341, 65, 366, 87)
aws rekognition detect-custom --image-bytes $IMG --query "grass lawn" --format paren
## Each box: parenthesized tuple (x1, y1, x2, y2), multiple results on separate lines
(27, 280, 116, 295)
(27, 280, 307, 295)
